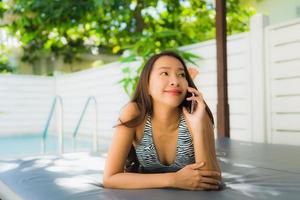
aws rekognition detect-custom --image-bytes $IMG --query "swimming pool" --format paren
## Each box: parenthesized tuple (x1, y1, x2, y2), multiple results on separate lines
(0, 134, 94, 158)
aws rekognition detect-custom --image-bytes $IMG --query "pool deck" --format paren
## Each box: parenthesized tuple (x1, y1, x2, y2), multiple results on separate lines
(1, 138, 300, 200)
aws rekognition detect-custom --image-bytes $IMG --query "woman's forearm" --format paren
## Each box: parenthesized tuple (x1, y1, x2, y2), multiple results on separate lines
(103, 172, 175, 189)
(191, 115, 220, 173)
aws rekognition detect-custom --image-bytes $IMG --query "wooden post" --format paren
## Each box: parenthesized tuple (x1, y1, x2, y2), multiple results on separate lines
(216, 0, 230, 137)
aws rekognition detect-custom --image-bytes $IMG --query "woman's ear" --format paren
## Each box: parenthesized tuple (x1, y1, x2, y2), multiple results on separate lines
(187, 67, 199, 80)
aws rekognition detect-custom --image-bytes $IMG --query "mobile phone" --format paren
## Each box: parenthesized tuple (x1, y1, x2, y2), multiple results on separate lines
(189, 93, 195, 114)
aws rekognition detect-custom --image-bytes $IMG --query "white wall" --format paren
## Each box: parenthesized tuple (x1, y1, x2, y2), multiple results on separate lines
(55, 62, 135, 142)
(265, 18, 300, 145)
(180, 33, 252, 141)
(0, 75, 55, 136)
(0, 64, 134, 150)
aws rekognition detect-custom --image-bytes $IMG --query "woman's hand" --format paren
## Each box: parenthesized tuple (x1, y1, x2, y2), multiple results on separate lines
(182, 87, 207, 131)
(171, 162, 221, 191)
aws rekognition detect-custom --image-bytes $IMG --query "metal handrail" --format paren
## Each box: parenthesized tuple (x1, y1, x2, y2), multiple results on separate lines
(72, 96, 99, 152)
(41, 95, 64, 154)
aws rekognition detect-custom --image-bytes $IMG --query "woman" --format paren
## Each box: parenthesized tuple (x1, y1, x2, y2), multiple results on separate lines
(103, 51, 221, 190)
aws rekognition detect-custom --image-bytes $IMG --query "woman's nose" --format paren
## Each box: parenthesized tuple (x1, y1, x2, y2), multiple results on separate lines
(170, 76, 180, 86)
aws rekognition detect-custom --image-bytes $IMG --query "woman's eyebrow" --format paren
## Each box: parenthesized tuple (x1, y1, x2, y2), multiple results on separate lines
(158, 66, 184, 70)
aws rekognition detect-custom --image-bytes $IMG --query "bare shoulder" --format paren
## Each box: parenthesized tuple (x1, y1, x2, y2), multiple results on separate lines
(118, 101, 141, 123)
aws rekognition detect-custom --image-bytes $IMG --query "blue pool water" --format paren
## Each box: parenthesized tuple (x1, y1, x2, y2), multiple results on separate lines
(0, 134, 93, 158)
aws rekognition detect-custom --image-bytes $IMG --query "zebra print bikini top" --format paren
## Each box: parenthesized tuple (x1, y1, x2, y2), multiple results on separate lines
(135, 110, 195, 173)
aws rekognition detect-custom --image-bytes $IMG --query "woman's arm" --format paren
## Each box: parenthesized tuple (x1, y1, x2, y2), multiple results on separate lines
(103, 102, 175, 189)
(191, 113, 221, 174)
(103, 102, 221, 190)
(104, 171, 174, 189)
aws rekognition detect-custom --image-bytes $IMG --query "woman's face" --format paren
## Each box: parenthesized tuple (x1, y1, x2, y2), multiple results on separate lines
(148, 55, 188, 108)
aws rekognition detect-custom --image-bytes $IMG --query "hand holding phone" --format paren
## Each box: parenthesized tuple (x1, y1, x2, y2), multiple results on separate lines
(189, 93, 195, 114)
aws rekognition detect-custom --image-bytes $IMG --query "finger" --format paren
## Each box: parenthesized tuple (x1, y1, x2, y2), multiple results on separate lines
(189, 162, 205, 170)
(198, 183, 219, 190)
(186, 95, 202, 100)
(190, 187, 205, 191)
(186, 98, 206, 112)
(199, 171, 221, 177)
(200, 177, 221, 185)
(186, 96, 203, 103)
(187, 87, 202, 97)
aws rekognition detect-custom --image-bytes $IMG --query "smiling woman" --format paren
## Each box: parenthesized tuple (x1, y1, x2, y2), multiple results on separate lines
(103, 51, 221, 190)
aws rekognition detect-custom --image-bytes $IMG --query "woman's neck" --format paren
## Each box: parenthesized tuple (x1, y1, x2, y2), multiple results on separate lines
(151, 105, 180, 131)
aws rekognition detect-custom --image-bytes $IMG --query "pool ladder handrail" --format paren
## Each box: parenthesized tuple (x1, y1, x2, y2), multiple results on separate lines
(42, 95, 64, 154)
(72, 96, 99, 152)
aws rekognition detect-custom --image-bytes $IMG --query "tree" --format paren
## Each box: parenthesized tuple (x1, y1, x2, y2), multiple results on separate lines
(1, 0, 256, 96)
(0, 53, 12, 73)
(0, 0, 5, 18)
(1, 0, 255, 64)
(0, 43, 15, 73)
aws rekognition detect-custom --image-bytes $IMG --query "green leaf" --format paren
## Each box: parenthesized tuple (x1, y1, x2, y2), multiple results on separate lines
(120, 54, 137, 63)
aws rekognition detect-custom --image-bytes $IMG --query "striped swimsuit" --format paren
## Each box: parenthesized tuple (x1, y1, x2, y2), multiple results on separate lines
(135, 110, 195, 173)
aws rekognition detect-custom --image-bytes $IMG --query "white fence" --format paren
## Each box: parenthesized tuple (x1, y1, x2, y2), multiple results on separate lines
(55, 62, 133, 142)
(265, 18, 300, 145)
(0, 14, 299, 146)
(181, 33, 252, 141)
(0, 75, 55, 134)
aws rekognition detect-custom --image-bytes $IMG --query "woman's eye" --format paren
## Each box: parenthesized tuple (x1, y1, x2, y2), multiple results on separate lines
(160, 72, 185, 77)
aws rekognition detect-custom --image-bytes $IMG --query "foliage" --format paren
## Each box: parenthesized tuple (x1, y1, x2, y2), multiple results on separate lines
(2, 0, 100, 63)
(1, 0, 255, 63)
(227, 0, 256, 34)
(0, 44, 14, 73)
(118, 29, 201, 97)
(117, 0, 256, 97)
(0, 0, 256, 96)
(0, 0, 6, 18)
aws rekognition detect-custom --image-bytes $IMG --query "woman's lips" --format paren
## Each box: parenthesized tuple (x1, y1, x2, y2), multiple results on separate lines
(165, 90, 183, 95)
